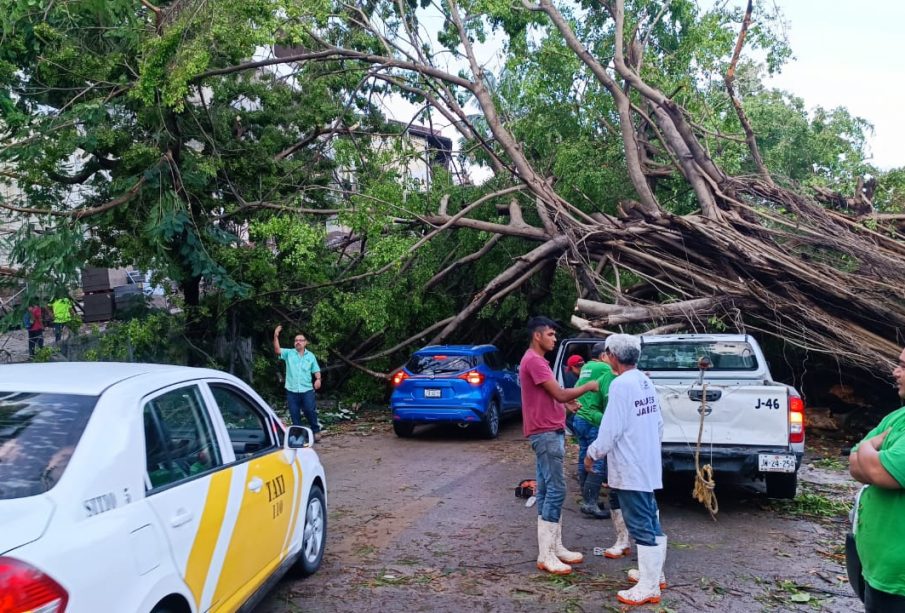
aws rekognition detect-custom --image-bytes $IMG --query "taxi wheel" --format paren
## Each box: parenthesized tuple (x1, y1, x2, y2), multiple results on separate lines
(296, 485, 327, 576)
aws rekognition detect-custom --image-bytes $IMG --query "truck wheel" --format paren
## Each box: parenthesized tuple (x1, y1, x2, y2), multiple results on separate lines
(765, 472, 798, 499)
(481, 399, 500, 439)
(393, 422, 415, 437)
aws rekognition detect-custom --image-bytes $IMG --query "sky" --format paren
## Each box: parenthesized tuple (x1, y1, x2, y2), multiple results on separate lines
(385, 1, 905, 173)
(762, 0, 905, 170)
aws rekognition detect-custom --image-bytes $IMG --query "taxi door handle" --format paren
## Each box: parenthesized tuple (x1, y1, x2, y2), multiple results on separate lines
(247, 477, 264, 493)
(170, 509, 193, 528)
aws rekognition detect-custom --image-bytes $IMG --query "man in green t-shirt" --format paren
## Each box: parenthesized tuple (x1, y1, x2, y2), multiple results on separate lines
(572, 342, 617, 519)
(273, 324, 323, 441)
(849, 345, 905, 611)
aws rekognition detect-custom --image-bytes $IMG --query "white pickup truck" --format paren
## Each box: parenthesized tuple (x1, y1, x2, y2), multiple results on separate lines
(555, 334, 805, 499)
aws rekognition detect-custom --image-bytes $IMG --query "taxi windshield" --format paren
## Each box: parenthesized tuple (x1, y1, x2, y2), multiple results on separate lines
(0, 392, 98, 499)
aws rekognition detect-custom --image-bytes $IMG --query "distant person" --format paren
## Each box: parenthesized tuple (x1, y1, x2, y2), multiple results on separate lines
(563, 354, 584, 435)
(848, 344, 905, 612)
(520, 316, 599, 576)
(573, 342, 617, 519)
(563, 354, 584, 389)
(586, 334, 666, 606)
(24, 303, 44, 357)
(273, 325, 323, 441)
(50, 296, 76, 344)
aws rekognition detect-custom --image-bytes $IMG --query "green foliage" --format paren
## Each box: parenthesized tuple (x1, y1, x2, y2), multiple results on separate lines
(338, 371, 389, 405)
(0, 0, 892, 405)
(769, 490, 851, 519)
(31, 345, 56, 363)
(78, 311, 189, 364)
(875, 167, 905, 212)
(251, 216, 326, 273)
(810, 457, 846, 471)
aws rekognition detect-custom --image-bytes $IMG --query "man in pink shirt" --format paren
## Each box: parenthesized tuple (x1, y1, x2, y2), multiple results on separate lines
(520, 316, 599, 575)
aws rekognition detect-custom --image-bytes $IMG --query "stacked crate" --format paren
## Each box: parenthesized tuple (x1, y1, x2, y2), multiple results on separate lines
(81, 268, 128, 322)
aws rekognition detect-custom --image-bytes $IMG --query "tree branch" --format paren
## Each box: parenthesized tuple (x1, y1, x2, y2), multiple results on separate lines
(724, 0, 773, 186)
(431, 234, 571, 343)
(0, 176, 146, 219)
(424, 233, 503, 290)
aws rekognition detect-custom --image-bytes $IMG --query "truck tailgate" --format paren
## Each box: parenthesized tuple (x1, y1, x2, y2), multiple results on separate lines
(658, 383, 789, 447)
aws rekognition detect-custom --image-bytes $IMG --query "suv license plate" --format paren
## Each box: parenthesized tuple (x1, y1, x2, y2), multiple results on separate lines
(424, 388, 441, 398)
(758, 454, 796, 473)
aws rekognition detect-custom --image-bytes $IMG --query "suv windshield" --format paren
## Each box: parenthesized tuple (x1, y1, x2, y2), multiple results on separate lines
(0, 392, 98, 499)
(406, 354, 476, 375)
(637, 341, 759, 371)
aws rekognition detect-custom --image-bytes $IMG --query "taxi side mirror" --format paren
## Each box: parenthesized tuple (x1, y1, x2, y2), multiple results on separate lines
(285, 425, 314, 449)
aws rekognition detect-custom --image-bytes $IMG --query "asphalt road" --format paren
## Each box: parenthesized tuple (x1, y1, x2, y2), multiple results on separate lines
(259, 414, 861, 613)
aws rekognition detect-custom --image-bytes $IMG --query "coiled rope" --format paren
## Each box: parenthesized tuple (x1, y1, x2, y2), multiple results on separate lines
(693, 381, 719, 519)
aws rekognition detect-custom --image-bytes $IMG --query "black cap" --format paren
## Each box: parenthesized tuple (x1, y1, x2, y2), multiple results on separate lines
(591, 341, 607, 357)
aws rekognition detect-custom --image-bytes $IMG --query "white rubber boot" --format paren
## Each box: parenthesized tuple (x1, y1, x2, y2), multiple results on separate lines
(627, 535, 667, 589)
(535, 516, 546, 567)
(536, 518, 572, 575)
(617, 543, 663, 606)
(604, 509, 632, 558)
(554, 519, 583, 564)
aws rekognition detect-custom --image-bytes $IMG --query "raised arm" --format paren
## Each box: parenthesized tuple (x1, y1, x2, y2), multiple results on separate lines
(273, 325, 282, 356)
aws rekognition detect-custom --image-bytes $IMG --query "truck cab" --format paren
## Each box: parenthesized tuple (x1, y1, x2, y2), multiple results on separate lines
(555, 334, 805, 498)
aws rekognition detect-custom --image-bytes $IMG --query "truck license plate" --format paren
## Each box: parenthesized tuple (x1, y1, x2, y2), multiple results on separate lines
(758, 454, 796, 473)
(424, 388, 441, 398)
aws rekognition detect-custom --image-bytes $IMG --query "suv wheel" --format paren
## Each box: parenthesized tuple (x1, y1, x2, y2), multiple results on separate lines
(765, 472, 797, 499)
(481, 399, 501, 439)
(393, 422, 415, 438)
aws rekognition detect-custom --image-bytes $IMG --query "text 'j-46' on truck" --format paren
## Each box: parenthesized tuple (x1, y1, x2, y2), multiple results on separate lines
(555, 334, 805, 499)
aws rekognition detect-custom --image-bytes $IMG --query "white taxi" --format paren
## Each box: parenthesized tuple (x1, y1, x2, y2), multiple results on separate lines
(0, 363, 327, 613)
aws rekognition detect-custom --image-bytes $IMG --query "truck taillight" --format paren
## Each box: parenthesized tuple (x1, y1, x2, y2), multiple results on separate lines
(789, 395, 805, 444)
(391, 370, 409, 387)
(458, 370, 485, 385)
(0, 557, 68, 613)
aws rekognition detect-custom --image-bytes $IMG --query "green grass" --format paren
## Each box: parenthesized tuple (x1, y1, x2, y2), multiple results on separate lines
(769, 492, 850, 518)
(810, 457, 846, 471)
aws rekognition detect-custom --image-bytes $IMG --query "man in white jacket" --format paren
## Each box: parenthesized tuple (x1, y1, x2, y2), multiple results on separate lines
(585, 333, 666, 606)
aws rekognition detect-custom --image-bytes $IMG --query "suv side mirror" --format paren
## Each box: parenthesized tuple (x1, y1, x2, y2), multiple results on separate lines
(284, 425, 314, 449)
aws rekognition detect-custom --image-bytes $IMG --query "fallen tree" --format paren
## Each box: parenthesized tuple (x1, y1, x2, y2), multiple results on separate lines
(3, 0, 903, 388)
(278, 0, 905, 374)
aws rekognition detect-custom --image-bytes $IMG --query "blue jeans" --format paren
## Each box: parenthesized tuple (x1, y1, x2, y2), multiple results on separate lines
(530, 431, 566, 523)
(287, 390, 319, 433)
(572, 415, 606, 483)
(615, 489, 663, 547)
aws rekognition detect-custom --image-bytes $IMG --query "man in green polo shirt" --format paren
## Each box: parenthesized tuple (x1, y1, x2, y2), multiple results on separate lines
(572, 342, 617, 519)
(849, 344, 905, 612)
(273, 324, 323, 441)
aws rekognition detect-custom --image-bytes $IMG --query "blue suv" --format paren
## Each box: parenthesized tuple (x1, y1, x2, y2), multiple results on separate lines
(389, 345, 521, 439)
